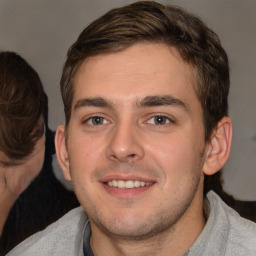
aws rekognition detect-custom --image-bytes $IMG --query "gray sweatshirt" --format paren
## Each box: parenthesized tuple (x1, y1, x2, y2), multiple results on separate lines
(7, 191, 256, 256)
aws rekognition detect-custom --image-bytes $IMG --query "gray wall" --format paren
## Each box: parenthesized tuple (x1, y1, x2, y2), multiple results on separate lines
(0, 0, 255, 200)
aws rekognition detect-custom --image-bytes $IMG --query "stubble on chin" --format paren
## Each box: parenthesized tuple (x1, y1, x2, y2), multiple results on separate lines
(70, 150, 205, 242)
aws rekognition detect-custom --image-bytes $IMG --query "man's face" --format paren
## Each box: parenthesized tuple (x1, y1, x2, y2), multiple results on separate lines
(0, 131, 45, 197)
(63, 43, 209, 239)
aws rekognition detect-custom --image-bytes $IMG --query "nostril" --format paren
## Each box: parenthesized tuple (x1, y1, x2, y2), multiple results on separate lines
(109, 153, 137, 163)
(128, 154, 136, 158)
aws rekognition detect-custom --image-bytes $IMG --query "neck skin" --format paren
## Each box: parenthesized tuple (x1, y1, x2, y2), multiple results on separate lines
(0, 176, 18, 236)
(90, 179, 206, 256)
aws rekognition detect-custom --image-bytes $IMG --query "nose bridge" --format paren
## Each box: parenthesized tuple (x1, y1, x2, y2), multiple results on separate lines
(106, 117, 144, 162)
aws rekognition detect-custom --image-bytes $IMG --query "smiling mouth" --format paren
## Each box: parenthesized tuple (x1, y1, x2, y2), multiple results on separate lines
(106, 180, 153, 189)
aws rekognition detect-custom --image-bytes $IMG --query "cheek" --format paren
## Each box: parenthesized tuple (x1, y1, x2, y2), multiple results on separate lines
(147, 134, 192, 166)
(29, 135, 47, 179)
(31, 147, 45, 179)
(13, 147, 46, 195)
(68, 136, 104, 205)
(146, 132, 203, 182)
(68, 134, 105, 176)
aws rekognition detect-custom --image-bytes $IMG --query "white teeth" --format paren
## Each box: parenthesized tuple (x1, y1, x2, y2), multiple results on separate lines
(125, 180, 134, 189)
(112, 180, 117, 187)
(134, 181, 141, 187)
(117, 180, 125, 188)
(106, 180, 152, 189)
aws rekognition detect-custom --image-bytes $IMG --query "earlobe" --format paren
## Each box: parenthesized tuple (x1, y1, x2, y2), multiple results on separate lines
(203, 117, 232, 176)
(55, 125, 72, 181)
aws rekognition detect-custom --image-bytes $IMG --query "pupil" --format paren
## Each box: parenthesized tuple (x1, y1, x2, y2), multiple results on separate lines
(155, 116, 165, 125)
(93, 117, 102, 125)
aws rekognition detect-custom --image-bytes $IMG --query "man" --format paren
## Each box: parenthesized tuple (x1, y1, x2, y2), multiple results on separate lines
(0, 52, 79, 255)
(8, 1, 256, 255)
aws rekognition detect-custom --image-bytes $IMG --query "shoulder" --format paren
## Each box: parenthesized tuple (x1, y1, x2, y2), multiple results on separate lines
(7, 206, 87, 256)
(208, 191, 256, 255)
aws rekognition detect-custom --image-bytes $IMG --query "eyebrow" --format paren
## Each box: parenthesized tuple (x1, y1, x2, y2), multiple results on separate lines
(73, 95, 189, 111)
(74, 97, 111, 109)
(138, 95, 189, 111)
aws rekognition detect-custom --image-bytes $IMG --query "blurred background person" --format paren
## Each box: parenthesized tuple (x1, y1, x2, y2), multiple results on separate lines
(0, 51, 79, 255)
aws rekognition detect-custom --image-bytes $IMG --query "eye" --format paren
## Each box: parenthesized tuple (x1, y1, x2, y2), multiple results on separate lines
(147, 115, 171, 125)
(85, 116, 109, 126)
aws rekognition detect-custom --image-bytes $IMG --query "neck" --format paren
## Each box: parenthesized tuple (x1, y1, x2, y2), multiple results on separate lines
(91, 183, 206, 256)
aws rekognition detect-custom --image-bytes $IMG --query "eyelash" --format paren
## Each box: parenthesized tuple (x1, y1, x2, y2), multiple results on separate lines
(145, 115, 174, 126)
(82, 116, 110, 126)
(82, 114, 174, 127)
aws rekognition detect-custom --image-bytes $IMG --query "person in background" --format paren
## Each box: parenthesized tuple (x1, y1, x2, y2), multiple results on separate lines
(0, 51, 79, 255)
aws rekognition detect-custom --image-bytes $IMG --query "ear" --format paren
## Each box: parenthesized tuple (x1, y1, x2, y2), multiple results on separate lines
(203, 117, 232, 175)
(55, 125, 71, 181)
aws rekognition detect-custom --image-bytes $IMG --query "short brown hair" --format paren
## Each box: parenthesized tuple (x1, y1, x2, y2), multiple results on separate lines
(61, 0, 229, 141)
(0, 52, 47, 166)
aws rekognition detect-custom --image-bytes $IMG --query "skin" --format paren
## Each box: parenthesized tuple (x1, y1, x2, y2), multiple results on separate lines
(56, 43, 232, 256)
(0, 126, 45, 235)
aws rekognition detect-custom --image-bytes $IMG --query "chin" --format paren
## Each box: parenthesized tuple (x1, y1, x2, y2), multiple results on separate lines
(93, 210, 175, 241)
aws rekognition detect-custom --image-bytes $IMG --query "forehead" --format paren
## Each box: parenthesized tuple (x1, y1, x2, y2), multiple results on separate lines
(72, 43, 197, 108)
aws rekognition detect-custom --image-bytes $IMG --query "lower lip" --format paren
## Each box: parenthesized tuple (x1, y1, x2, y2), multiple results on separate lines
(102, 183, 154, 198)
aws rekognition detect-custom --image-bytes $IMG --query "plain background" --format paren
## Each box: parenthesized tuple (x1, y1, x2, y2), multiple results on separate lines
(0, 0, 255, 200)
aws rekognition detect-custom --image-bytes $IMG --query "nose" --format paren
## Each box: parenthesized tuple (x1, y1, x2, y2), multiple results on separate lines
(105, 121, 144, 163)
